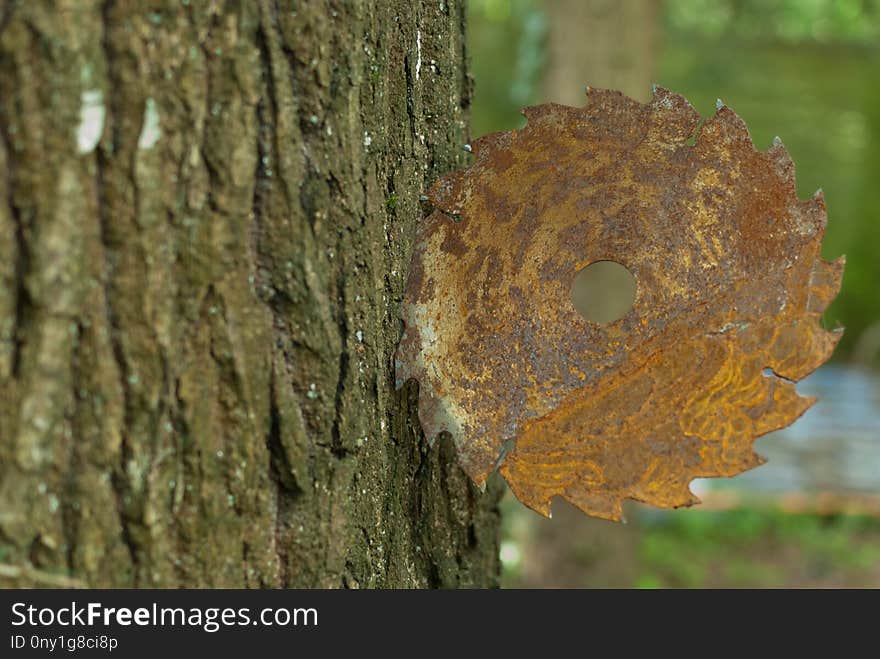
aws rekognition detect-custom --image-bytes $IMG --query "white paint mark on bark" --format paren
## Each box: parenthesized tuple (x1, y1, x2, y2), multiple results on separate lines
(416, 30, 422, 81)
(76, 90, 105, 154)
(137, 98, 162, 150)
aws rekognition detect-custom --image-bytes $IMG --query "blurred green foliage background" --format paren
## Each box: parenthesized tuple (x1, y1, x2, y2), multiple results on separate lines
(468, 0, 880, 588)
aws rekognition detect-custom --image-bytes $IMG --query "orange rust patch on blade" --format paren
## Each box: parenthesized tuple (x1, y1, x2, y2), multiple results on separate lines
(394, 86, 844, 520)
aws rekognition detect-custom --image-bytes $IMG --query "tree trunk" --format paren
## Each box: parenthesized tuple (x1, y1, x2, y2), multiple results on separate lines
(542, 0, 659, 104)
(0, 0, 501, 588)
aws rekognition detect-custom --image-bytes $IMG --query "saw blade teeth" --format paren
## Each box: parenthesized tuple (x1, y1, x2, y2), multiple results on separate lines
(647, 85, 701, 144)
(470, 129, 513, 158)
(535, 501, 552, 519)
(586, 86, 642, 117)
(769, 320, 840, 380)
(732, 451, 768, 473)
(413, 380, 453, 442)
(684, 488, 702, 507)
(427, 169, 469, 216)
(650, 84, 667, 101)
(670, 487, 702, 509)
(565, 491, 624, 522)
(806, 257, 845, 315)
(649, 83, 686, 109)
(809, 327, 844, 370)
(520, 103, 553, 122)
(797, 192, 829, 236)
(697, 101, 755, 151)
(394, 358, 408, 389)
(497, 461, 554, 518)
(767, 138, 796, 188)
(825, 254, 846, 286)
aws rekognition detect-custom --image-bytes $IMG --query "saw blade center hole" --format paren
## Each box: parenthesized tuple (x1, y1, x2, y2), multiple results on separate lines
(571, 260, 637, 324)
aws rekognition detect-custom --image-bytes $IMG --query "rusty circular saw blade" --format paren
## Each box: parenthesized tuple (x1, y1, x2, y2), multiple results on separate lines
(395, 86, 844, 521)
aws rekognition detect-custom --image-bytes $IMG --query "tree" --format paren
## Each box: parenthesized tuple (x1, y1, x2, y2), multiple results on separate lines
(0, 0, 501, 588)
(543, 0, 659, 105)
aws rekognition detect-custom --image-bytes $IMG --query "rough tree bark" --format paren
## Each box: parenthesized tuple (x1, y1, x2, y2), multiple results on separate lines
(0, 0, 502, 588)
